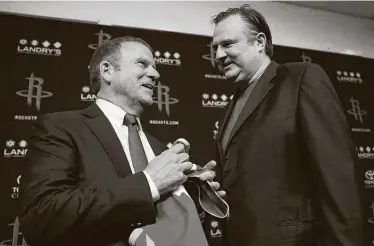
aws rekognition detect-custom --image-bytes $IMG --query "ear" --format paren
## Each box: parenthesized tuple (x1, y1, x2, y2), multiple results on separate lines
(100, 61, 114, 84)
(254, 32, 267, 52)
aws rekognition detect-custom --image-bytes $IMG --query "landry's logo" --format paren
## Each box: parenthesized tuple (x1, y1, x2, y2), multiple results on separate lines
(210, 220, 222, 238)
(357, 146, 374, 160)
(0, 217, 28, 246)
(365, 170, 374, 188)
(202, 93, 233, 108)
(154, 50, 181, 66)
(337, 71, 363, 84)
(88, 29, 112, 50)
(17, 38, 62, 56)
(152, 82, 179, 117)
(4, 139, 28, 158)
(347, 97, 367, 124)
(80, 86, 97, 102)
(16, 73, 53, 111)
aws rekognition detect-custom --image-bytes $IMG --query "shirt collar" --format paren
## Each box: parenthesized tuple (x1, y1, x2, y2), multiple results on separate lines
(249, 60, 270, 84)
(96, 98, 143, 131)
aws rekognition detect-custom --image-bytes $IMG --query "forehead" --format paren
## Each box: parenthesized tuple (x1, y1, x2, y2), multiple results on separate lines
(120, 42, 153, 60)
(212, 14, 249, 44)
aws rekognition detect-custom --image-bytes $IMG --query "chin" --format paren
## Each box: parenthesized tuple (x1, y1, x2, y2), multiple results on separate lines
(225, 71, 240, 81)
(140, 97, 154, 106)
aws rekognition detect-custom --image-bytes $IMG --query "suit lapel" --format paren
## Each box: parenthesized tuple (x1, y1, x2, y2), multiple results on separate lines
(216, 90, 240, 160)
(225, 61, 279, 153)
(83, 103, 132, 178)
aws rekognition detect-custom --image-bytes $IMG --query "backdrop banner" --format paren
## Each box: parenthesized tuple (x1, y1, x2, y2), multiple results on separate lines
(0, 13, 373, 246)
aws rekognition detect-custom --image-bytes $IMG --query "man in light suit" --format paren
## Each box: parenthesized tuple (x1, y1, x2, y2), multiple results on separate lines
(19, 36, 224, 246)
(211, 4, 362, 246)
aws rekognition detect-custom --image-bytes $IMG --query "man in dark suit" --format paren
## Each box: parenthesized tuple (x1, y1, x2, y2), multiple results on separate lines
(211, 4, 362, 246)
(19, 36, 223, 246)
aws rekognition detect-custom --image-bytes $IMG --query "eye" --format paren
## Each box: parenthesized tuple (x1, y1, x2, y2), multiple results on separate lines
(137, 61, 146, 67)
(222, 41, 234, 48)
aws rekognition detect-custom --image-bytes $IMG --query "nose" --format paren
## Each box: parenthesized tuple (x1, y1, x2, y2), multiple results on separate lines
(148, 67, 160, 81)
(215, 46, 226, 60)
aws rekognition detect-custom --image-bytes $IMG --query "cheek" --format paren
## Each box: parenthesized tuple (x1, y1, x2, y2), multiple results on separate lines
(134, 68, 146, 79)
(227, 51, 245, 65)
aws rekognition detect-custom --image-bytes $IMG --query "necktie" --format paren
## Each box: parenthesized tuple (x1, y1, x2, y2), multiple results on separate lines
(123, 114, 148, 173)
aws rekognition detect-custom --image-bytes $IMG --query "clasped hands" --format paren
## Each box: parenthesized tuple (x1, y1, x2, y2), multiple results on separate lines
(145, 143, 226, 197)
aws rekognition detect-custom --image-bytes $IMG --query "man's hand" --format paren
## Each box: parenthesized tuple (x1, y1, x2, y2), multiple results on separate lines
(197, 160, 226, 198)
(145, 143, 192, 196)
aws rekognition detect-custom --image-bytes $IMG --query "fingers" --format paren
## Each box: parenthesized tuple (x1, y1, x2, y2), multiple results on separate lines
(208, 181, 226, 197)
(178, 153, 189, 163)
(217, 190, 226, 197)
(209, 181, 220, 190)
(180, 161, 193, 172)
(203, 160, 216, 170)
(169, 143, 186, 154)
(199, 170, 216, 181)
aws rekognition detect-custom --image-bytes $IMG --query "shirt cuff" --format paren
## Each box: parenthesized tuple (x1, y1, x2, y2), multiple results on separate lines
(143, 171, 160, 202)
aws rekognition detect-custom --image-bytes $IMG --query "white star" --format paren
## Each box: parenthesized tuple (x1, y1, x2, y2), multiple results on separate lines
(42, 41, 50, 47)
(19, 39, 27, 45)
(6, 140, 15, 148)
(19, 140, 28, 148)
(164, 52, 171, 58)
(82, 86, 90, 93)
(54, 42, 62, 48)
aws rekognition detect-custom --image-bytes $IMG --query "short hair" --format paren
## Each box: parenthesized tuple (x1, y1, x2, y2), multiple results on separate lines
(212, 4, 273, 57)
(88, 36, 153, 93)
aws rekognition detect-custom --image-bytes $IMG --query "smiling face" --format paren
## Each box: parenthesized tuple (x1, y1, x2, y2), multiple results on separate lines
(110, 41, 160, 107)
(212, 14, 265, 83)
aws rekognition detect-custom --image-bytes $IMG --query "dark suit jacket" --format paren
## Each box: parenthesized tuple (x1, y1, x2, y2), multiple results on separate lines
(216, 62, 362, 246)
(19, 103, 168, 246)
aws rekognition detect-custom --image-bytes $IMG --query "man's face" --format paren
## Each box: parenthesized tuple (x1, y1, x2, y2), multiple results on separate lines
(111, 42, 160, 106)
(212, 14, 263, 83)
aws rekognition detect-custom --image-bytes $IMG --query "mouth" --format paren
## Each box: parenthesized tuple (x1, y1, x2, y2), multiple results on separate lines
(141, 83, 154, 90)
(223, 62, 233, 70)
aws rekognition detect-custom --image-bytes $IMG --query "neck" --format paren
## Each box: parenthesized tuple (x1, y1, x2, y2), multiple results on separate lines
(250, 56, 271, 84)
(97, 91, 143, 117)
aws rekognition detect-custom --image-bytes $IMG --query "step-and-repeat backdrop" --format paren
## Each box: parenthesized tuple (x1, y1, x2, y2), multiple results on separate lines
(1, 13, 373, 245)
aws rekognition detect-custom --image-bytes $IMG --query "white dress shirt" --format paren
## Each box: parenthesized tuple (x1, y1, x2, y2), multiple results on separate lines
(96, 99, 160, 201)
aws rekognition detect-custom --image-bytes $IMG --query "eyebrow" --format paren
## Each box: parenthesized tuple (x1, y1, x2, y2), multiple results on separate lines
(212, 38, 237, 48)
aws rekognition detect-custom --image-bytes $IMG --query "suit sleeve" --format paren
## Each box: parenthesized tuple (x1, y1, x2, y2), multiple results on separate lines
(19, 115, 157, 246)
(298, 63, 362, 246)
